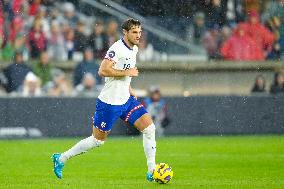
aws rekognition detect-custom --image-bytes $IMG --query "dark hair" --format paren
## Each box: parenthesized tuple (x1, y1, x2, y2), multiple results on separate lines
(252, 75, 266, 92)
(273, 72, 284, 86)
(122, 18, 141, 31)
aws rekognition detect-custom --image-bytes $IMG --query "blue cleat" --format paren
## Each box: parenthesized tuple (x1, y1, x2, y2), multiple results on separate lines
(146, 172, 154, 182)
(52, 153, 64, 179)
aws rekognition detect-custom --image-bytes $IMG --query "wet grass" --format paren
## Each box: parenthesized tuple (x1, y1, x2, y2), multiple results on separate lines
(0, 135, 283, 189)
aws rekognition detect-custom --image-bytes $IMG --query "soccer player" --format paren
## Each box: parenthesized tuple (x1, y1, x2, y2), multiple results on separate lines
(52, 18, 156, 182)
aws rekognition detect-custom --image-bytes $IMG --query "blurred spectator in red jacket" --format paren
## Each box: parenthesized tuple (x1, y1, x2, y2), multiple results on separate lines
(0, 1, 4, 45)
(28, 0, 41, 16)
(12, 0, 27, 16)
(242, 10, 276, 58)
(28, 20, 47, 58)
(8, 16, 24, 43)
(220, 23, 264, 61)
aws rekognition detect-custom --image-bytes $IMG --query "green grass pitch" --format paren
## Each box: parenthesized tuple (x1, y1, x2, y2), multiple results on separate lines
(0, 136, 283, 189)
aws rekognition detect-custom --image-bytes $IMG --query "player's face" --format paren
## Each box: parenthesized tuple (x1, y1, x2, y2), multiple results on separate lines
(126, 25, 142, 46)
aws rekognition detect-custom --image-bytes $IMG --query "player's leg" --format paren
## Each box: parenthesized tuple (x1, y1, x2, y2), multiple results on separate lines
(52, 99, 119, 179)
(134, 113, 156, 181)
(52, 128, 108, 179)
(120, 96, 156, 181)
(58, 128, 108, 164)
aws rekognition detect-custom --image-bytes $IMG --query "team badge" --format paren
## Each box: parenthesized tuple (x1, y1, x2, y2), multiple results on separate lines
(101, 122, 106, 128)
(108, 51, 115, 58)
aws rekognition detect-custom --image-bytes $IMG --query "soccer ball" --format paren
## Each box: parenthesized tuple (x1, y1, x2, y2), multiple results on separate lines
(153, 163, 173, 184)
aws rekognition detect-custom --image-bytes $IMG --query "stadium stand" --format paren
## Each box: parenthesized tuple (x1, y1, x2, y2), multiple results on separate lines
(0, 0, 284, 97)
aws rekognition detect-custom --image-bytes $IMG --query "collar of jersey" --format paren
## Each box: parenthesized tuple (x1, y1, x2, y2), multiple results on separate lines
(121, 38, 133, 50)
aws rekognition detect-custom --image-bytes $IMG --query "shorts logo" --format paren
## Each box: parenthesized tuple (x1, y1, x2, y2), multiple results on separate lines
(108, 51, 115, 58)
(101, 122, 106, 128)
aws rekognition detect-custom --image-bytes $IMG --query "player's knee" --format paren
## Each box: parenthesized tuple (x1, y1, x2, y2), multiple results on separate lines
(142, 123, 155, 138)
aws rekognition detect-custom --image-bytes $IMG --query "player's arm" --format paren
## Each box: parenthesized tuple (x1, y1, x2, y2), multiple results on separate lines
(98, 59, 139, 77)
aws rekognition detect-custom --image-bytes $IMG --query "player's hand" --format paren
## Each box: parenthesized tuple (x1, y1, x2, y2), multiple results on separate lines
(127, 67, 139, 77)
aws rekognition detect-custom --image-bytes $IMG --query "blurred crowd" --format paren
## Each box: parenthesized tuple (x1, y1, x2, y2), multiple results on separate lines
(0, 0, 161, 96)
(1, 0, 284, 97)
(0, 0, 128, 97)
(189, 0, 284, 61)
(0, 48, 103, 97)
(0, 0, 125, 61)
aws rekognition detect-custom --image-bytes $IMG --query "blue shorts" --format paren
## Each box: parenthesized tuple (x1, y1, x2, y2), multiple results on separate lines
(93, 96, 148, 132)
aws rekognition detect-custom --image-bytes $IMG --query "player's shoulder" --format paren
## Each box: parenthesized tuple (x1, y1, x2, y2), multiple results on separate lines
(108, 39, 122, 50)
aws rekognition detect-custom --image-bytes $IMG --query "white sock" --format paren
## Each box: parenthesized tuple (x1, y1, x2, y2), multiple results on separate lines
(142, 123, 156, 172)
(59, 135, 104, 163)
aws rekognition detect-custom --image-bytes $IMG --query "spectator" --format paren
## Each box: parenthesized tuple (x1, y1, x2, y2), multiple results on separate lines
(251, 75, 266, 93)
(32, 51, 53, 86)
(2, 16, 25, 60)
(62, 2, 78, 29)
(242, 10, 275, 58)
(1, 0, 13, 23)
(47, 69, 72, 97)
(244, 0, 262, 14)
(280, 21, 284, 59)
(73, 48, 102, 87)
(220, 25, 232, 43)
(138, 32, 154, 61)
(28, 21, 47, 58)
(12, 0, 28, 16)
(74, 73, 100, 97)
(9, 16, 26, 52)
(188, 12, 206, 45)
(73, 21, 87, 53)
(206, 0, 227, 28)
(3, 51, 32, 93)
(41, 0, 55, 8)
(49, 8, 65, 27)
(267, 43, 281, 60)
(143, 86, 169, 137)
(33, 6, 51, 39)
(88, 19, 108, 60)
(0, 71, 8, 96)
(270, 72, 284, 94)
(262, 0, 284, 23)
(19, 71, 42, 97)
(0, 1, 4, 45)
(48, 22, 67, 61)
(220, 24, 264, 61)
(107, 19, 120, 47)
(202, 24, 222, 60)
(64, 28, 75, 60)
(265, 16, 282, 60)
(226, 0, 245, 25)
(28, 0, 41, 16)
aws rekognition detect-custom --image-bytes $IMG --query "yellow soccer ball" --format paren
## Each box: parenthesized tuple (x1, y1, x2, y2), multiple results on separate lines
(153, 163, 173, 184)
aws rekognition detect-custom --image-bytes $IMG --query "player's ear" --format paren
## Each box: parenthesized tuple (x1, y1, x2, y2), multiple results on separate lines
(123, 29, 128, 35)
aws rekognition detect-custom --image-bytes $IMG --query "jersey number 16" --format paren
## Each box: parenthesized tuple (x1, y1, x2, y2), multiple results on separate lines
(123, 64, 131, 70)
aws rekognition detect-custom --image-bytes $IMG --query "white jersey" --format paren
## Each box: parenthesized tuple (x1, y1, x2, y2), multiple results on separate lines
(98, 38, 138, 105)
